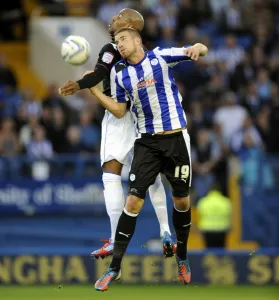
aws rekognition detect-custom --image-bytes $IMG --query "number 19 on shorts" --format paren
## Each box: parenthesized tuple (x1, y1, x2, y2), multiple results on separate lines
(174, 165, 190, 179)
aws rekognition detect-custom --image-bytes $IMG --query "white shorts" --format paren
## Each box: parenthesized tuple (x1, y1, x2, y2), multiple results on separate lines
(100, 110, 136, 166)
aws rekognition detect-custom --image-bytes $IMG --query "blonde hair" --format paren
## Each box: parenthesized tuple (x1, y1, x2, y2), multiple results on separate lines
(114, 27, 142, 40)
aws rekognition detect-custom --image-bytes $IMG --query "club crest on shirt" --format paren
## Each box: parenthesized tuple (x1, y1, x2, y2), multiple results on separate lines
(101, 52, 114, 64)
(151, 58, 158, 66)
(130, 174, 136, 181)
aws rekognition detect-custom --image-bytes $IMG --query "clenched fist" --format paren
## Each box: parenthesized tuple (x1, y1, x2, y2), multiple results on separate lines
(183, 43, 208, 61)
(183, 46, 200, 61)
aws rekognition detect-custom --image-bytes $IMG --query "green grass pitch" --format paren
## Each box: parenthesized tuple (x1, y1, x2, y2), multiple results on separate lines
(1, 284, 278, 300)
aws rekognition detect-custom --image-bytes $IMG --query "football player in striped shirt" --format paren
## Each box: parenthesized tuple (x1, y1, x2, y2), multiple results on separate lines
(90, 28, 208, 291)
(59, 10, 174, 260)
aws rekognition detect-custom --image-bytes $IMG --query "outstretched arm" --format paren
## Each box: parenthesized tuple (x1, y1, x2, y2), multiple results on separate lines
(59, 43, 117, 96)
(154, 43, 208, 63)
(59, 64, 109, 96)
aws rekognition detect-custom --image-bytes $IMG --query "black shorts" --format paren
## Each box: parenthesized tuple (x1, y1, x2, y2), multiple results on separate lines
(128, 129, 192, 199)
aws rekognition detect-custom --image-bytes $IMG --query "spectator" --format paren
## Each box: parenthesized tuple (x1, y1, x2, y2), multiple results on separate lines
(251, 24, 273, 55)
(256, 68, 273, 102)
(65, 126, 83, 153)
(231, 115, 263, 154)
(230, 53, 255, 93)
(214, 91, 248, 144)
(14, 105, 27, 132)
(157, 26, 176, 48)
(180, 25, 199, 46)
(0, 118, 20, 156)
(216, 34, 245, 73)
(241, 81, 262, 116)
(39, 105, 53, 139)
(97, 0, 127, 26)
(42, 83, 71, 119)
(243, 0, 274, 34)
(0, 118, 20, 178)
(0, 54, 17, 90)
(175, 0, 198, 37)
(188, 101, 205, 136)
(238, 132, 274, 190)
(192, 128, 222, 200)
(0, 85, 22, 118)
(255, 106, 270, 150)
(21, 87, 41, 118)
(209, 0, 231, 20)
(141, 11, 161, 49)
(195, 0, 212, 23)
(197, 181, 232, 248)
(79, 110, 100, 153)
(26, 125, 53, 180)
(205, 72, 227, 102)
(27, 126, 53, 159)
(150, 0, 178, 30)
(19, 115, 40, 151)
(219, 0, 244, 34)
(48, 107, 68, 153)
(251, 45, 267, 71)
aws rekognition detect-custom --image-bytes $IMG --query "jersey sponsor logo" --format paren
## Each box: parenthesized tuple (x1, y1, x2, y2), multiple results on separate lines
(101, 52, 114, 64)
(130, 174, 136, 181)
(132, 78, 157, 92)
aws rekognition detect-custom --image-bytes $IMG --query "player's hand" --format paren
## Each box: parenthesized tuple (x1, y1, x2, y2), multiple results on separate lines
(58, 80, 80, 96)
(183, 46, 200, 61)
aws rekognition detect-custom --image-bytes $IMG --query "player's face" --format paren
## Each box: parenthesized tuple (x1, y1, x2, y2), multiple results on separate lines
(109, 13, 127, 35)
(115, 31, 137, 58)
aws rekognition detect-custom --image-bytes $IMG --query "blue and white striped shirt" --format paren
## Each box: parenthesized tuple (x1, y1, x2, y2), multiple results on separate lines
(110, 47, 191, 133)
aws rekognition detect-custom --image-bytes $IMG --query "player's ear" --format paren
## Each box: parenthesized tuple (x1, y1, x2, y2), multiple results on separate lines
(135, 36, 141, 46)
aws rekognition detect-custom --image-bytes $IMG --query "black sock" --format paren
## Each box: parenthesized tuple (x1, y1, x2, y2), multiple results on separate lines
(110, 210, 137, 271)
(173, 206, 191, 260)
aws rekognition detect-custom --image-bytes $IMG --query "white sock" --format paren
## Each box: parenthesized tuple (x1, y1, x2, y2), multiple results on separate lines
(102, 172, 125, 243)
(148, 174, 171, 237)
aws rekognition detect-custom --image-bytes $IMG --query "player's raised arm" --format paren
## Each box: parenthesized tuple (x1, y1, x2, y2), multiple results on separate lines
(58, 66, 108, 96)
(154, 43, 208, 64)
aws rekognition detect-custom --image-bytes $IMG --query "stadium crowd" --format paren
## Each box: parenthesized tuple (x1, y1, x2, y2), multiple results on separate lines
(0, 0, 279, 199)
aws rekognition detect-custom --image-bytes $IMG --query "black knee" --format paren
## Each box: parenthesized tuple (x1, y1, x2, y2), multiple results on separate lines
(128, 186, 147, 199)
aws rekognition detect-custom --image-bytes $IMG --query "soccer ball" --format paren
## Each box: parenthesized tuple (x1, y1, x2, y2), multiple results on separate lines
(61, 35, 90, 66)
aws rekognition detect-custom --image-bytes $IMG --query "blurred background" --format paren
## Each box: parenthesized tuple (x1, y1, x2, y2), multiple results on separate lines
(0, 0, 279, 293)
